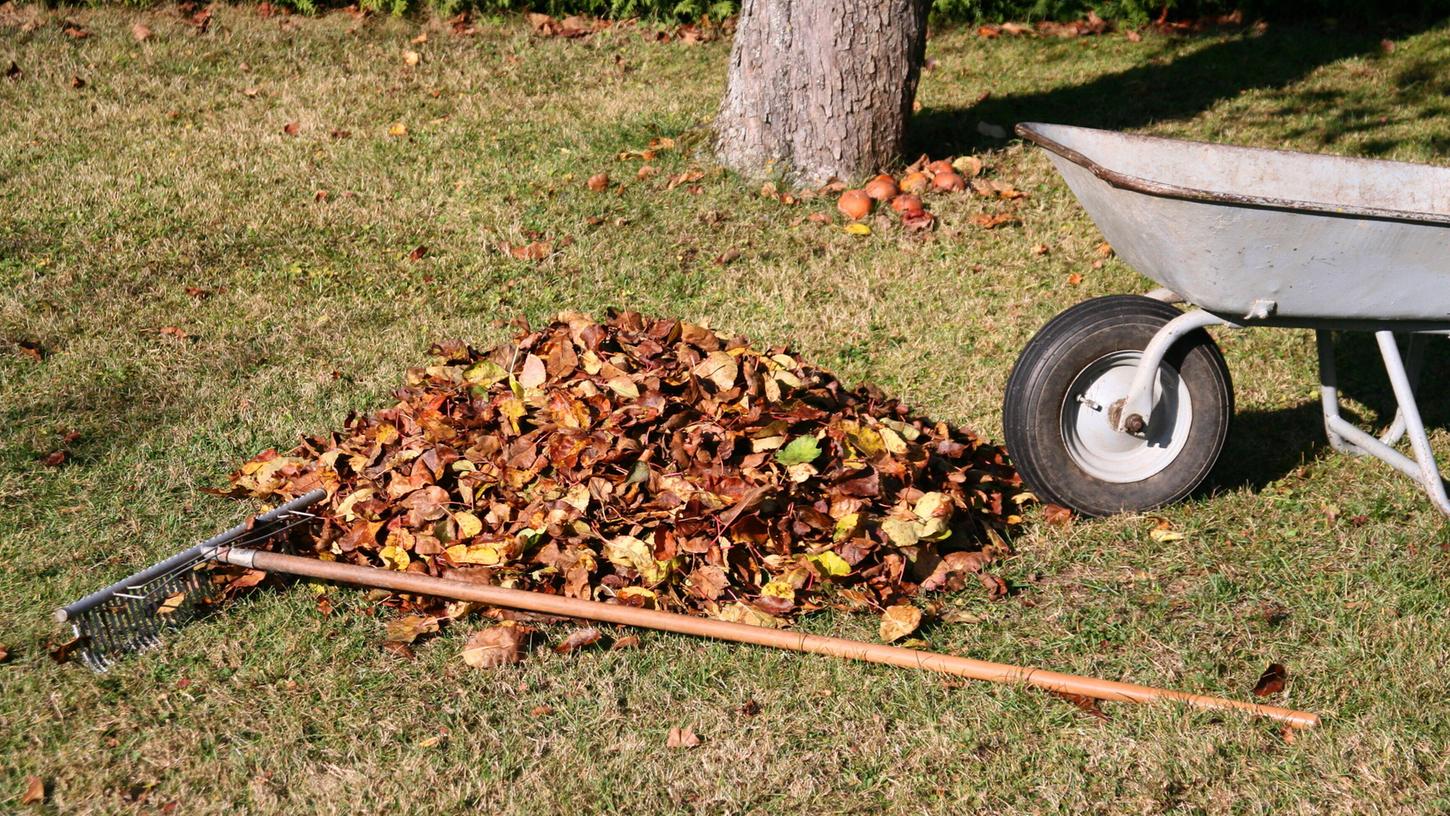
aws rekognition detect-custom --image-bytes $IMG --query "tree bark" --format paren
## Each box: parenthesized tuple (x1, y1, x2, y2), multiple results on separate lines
(714, 0, 930, 187)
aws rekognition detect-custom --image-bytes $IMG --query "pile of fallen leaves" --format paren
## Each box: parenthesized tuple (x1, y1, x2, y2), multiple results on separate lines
(218, 311, 1024, 653)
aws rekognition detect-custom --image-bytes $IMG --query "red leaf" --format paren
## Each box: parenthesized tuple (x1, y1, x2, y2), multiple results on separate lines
(1252, 663, 1288, 697)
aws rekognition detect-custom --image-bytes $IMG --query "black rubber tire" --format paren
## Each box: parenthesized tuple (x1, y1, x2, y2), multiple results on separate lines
(1003, 295, 1233, 517)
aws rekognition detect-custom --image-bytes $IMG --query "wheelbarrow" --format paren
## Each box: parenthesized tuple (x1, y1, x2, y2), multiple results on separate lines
(1004, 122, 1450, 518)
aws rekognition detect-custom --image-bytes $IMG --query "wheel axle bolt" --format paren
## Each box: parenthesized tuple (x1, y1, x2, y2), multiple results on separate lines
(1124, 414, 1146, 434)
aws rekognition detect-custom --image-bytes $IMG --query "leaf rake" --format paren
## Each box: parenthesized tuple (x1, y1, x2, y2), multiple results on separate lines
(56, 489, 1320, 729)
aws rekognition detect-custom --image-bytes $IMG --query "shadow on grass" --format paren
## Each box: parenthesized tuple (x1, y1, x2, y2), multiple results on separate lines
(910, 24, 1399, 156)
(1209, 333, 1450, 495)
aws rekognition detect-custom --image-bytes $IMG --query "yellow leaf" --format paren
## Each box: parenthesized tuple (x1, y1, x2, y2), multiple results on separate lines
(156, 591, 186, 616)
(760, 578, 795, 602)
(1150, 528, 1185, 543)
(843, 223, 871, 236)
(460, 544, 502, 565)
(806, 550, 850, 578)
(388, 122, 408, 137)
(879, 604, 922, 643)
(832, 513, 860, 542)
(454, 510, 483, 539)
(616, 586, 658, 607)
(498, 396, 526, 434)
(714, 601, 782, 628)
(380, 544, 411, 571)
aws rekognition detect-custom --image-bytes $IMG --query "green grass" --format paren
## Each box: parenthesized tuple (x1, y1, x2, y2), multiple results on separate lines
(4, 6, 1450, 813)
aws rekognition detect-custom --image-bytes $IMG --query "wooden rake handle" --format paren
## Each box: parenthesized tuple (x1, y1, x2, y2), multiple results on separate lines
(224, 548, 1319, 729)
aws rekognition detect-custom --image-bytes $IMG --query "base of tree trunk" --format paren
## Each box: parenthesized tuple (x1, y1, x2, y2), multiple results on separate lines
(713, 0, 929, 187)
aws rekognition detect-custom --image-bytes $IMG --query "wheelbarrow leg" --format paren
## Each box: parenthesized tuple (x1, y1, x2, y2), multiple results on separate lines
(1317, 330, 1450, 517)
(1378, 334, 1426, 448)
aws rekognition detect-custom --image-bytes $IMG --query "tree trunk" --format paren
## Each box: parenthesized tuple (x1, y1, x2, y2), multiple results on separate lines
(714, 0, 930, 187)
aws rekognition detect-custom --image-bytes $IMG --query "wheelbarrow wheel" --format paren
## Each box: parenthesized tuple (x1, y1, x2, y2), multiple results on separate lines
(1003, 295, 1232, 517)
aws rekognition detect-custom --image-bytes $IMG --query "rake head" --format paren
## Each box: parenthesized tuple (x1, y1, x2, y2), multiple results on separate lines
(54, 489, 326, 672)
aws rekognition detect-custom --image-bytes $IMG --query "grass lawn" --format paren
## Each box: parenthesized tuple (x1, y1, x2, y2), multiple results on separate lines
(4, 6, 1450, 813)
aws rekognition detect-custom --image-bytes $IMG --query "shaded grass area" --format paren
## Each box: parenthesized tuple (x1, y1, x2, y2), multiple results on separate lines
(3, 7, 1450, 813)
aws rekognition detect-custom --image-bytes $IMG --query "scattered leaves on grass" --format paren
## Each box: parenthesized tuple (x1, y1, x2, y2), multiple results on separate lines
(1066, 273, 1083, 286)
(62, 22, 90, 39)
(666, 726, 701, 749)
(388, 122, 408, 137)
(15, 339, 44, 361)
(611, 635, 640, 650)
(385, 614, 439, 644)
(408, 245, 428, 262)
(47, 636, 85, 664)
(159, 325, 191, 341)
(739, 699, 761, 716)
(1050, 690, 1110, 721)
(969, 213, 1020, 230)
(5, 61, 21, 80)
(1149, 519, 1185, 543)
(217, 311, 1022, 659)
(1252, 663, 1288, 697)
(380, 641, 416, 660)
(586, 173, 609, 192)
(529, 704, 554, 716)
(69, 75, 85, 89)
(500, 241, 552, 261)
(843, 223, 871, 236)
(40, 450, 67, 467)
(461, 623, 530, 668)
(21, 776, 44, 805)
(554, 626, 602, 653)
(282, 121, 300, 136)
(402, 49, 421, 67)
(131, 22, 153, 42)
(0, 643, 9, 662)
(528, 13, 607, 39)
(879, 604, 922, 642)
(1042, 504, 1072, 526)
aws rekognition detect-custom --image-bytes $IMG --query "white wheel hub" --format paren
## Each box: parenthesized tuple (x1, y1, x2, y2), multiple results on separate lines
(1060, 351, 1192, 484)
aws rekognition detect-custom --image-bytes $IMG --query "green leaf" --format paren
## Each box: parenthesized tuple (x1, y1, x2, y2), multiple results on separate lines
(775, 435, 821, 466)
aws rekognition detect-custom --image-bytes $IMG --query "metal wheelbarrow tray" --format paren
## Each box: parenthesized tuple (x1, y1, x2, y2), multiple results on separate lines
(1004, 123, 1450, 518)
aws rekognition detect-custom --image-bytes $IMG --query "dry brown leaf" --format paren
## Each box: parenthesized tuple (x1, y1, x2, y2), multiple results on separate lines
(21, 776, 44, 805)
(879, 604, 922, 643)
(1042, 504, 1073, 526)
(611, 635, 641, 651)
(554, 626, 602, 653)
(461, 624, 529, 668)
(969, 213, 1020, 230)
(666, 726, 701, 749)
(1050, 690, 1110, 721)
(385, 614, 439, 644)
(586, 173, 609, 192)
(131, 22, 153, 42)
(1252, 663, 1288, 697)
(504, 241, 552, 262)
